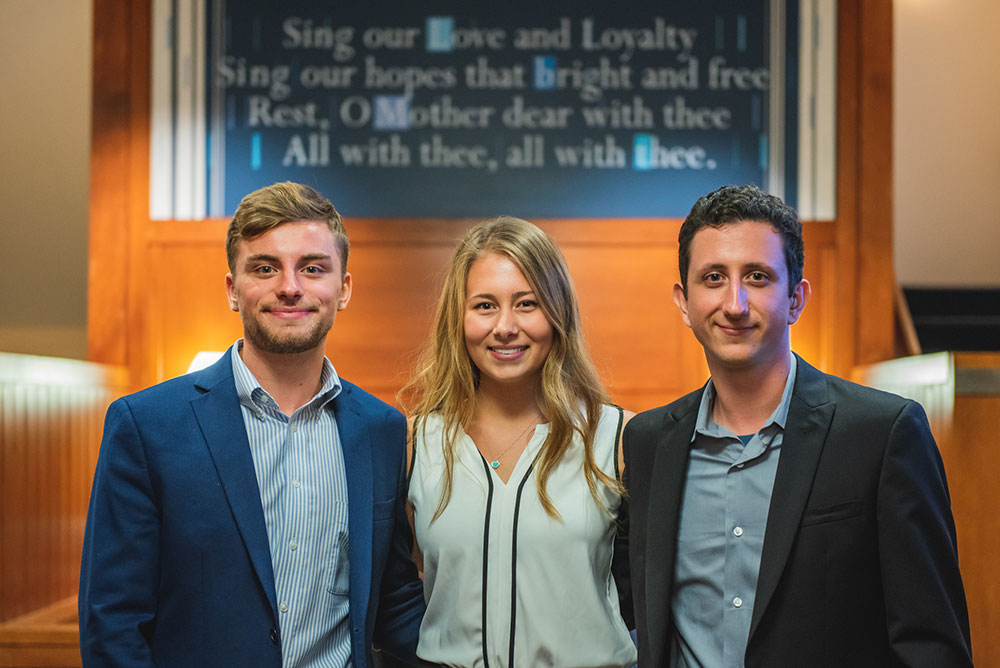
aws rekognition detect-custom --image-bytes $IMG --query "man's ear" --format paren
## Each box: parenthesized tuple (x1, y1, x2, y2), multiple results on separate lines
(673, 282, 692, 328)
(225, 273, 239, 312)
(788, 278, 811, 325)
(337, 272, 353, 311)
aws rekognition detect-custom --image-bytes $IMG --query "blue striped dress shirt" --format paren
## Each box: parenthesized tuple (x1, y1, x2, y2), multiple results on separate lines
(231, 343, 353, 667)
(671, 356, 796, 668)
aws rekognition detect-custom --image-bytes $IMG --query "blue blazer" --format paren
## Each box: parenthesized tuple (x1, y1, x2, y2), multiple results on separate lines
(79, 349, 425, 667)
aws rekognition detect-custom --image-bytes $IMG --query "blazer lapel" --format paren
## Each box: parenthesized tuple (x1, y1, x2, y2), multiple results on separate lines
(331, 387, 374, 631)
(191, 354, 278, 618)
(749, 356, 834, 639)
(644, 392, 700, 665)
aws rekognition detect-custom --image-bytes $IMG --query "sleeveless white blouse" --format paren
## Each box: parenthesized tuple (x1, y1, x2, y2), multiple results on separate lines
(408, 405, 636, 668)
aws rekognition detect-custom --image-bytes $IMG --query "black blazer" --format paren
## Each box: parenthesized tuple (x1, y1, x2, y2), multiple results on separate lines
(622, 355, 972, 667)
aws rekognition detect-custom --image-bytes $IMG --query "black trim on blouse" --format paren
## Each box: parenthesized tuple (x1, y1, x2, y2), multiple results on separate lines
(477, 454, 496, 668)
(508, 463, 535, 667)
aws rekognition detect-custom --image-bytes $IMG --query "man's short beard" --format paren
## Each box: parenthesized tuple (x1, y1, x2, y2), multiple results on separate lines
(242, 317, 329, 354)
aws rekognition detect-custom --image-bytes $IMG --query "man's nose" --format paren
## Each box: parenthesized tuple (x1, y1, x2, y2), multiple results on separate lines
(276, 271, 302, 299)
(723, 282, 749, 317)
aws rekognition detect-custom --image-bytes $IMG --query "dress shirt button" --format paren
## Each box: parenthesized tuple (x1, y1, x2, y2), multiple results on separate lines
(269, 627, 279, 644)
(289, 539, 298, 551)
(279, 602, 288, 613)
(733, 526, 744, 537)
(291, 423, 298, 433)
(292, 479, 301, 489)
(736, 462, 745, 469)
(733, 596, 743, 608)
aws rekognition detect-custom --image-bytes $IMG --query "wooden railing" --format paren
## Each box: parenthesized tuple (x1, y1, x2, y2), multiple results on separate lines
(0, 353, 128, 667)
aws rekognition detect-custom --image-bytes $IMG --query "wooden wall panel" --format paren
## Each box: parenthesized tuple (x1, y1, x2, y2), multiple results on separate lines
(943, 353, 1000, 666)
(147, 240, 240, 384)
(0, 355, 127, 622)
(141, 220, 837, 412)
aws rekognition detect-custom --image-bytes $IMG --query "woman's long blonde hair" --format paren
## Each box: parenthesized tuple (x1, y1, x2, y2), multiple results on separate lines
(400, 217, 623, 520)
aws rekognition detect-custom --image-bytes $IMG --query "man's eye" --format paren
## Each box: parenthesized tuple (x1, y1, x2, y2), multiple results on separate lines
(303, 266, 322, 274)
(705, 273, 723, 283)
(256, 266, 275, 275)
(749, 271, 768, 282)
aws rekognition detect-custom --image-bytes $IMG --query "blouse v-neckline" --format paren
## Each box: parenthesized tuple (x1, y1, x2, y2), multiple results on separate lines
(465, 423, 548, 486)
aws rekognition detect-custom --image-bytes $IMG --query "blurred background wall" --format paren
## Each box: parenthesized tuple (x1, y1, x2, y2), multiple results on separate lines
(0, 0, 92, 359)
(1, 0, 997, 360)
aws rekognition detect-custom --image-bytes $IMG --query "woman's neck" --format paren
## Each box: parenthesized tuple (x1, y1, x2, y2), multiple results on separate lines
(474, 377, 543, 421)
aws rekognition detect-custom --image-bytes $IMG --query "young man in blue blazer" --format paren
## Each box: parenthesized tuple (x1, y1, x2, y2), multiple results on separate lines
(79, 182, 425, 666)
(623, 185, 972, 667)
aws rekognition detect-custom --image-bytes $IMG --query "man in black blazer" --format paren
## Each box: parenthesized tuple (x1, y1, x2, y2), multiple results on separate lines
(623, 185, 971, 666)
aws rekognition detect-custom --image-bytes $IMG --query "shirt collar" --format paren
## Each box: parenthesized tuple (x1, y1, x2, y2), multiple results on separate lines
(692, 351, 798, 441)
(230, 339, 342, 417)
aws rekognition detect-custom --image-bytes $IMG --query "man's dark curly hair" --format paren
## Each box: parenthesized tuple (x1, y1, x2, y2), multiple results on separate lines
(677, 184, 804, 297)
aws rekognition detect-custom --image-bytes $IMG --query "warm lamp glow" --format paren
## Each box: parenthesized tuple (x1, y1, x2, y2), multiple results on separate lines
(187, 351, 225, 373)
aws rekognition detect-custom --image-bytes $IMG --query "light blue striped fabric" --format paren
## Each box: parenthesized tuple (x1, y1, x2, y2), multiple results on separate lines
(231, 343, 353, 667)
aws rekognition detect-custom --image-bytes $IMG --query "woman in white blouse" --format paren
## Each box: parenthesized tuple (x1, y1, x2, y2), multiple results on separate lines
(401, 217, 637, 668)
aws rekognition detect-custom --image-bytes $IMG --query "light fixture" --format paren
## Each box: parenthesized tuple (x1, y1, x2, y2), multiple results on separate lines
(187, 351, 225, 373)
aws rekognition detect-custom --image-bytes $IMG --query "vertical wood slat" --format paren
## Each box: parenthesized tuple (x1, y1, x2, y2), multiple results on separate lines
(855, 0, 896, 365)
(88, 0, 134, 367)
(837, 0, 896, 368)
(0, 354, 127, 623)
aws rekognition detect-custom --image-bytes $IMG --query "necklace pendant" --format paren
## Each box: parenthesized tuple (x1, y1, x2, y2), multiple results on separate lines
(490, 460, 501, 469)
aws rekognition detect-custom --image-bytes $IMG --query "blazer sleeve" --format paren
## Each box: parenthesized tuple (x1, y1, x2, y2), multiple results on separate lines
(371, 412, 427, 664)
(877, 400, 972, 667)
(79, 398, 159, 668)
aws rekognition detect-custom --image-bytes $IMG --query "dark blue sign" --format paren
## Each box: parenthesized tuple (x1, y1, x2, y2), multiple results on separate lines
(209, 1, 797, 217)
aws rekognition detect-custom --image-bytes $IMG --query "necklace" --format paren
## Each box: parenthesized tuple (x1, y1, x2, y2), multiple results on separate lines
(484, 413, 540, 470)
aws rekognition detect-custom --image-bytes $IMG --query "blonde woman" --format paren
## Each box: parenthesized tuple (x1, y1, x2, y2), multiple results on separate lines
(402, 217, 636, 667)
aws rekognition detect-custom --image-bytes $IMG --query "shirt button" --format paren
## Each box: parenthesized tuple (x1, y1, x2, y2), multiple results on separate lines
(733, 597, 744, 608)
(733, 526, 744, 537)
(291, 423, 298, 433)
(292, 479, 301, 489)
(289, 540, 298, 551)
(279, 602, 288, 613)
(736, 463, 745, 469)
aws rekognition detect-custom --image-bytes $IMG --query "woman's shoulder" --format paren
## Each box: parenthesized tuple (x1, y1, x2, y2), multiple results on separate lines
(409, 409, 447, 425)
(595, 403, 636, 428)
